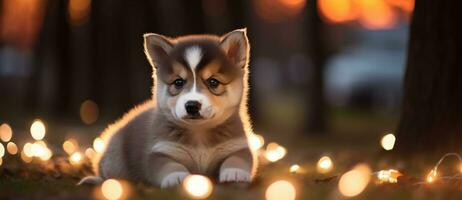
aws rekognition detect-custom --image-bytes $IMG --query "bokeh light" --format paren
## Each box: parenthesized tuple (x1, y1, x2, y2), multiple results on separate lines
(21, 150, 33, 163)
(290, 164, 300, 173)
(79, 99, 99, 125)
(70, 152, 83, 165)
(0, 123, 13, 142)
(23, 142, 34, 157)
(317, 156, 333, 173)
(376, 169, 402, 183)
(63, 139, 79, 155)
(85, 147, 96, 159)
(30, 119, 46, 140)
(338, 164, 371, 197)
(183, 174, 213, 199)
(381, 133, 396, 151)
(249, 133, 265, 151)
(68, 0, 92, 26)
(318, 0, 356, 23)
(0, 143, 5, 157)
(253, 0, 306, 22)
(357, 0, 396, 29)
(93, 137, 105, 153)
(6, 142, 18, 155)
(265, 180, 296, 200)
(101, 179, 123, 200)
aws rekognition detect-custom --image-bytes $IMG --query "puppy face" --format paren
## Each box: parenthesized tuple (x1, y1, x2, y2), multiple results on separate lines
(144, 29, 249, 127)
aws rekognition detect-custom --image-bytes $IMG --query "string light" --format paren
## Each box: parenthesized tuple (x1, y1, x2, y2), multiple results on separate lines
(317, 156, 333, 174)
(265, 180, 296, 200)
(265, 142, 287, 162)
(0, 123, 13, 142)
(249, 133, 265, 151)
(101, 179, 123, 200)
(380, 133, 396, 151)
(93, 137, 105, 153)
(183, 175, 213, 199)
(70, 152, 83, 165)
(30, 119, 46, 140)
(6, 142, 18, 155)
(375, 169, 402, 183)
(290, 164, 300, 173)
(338, 164, 371, 197)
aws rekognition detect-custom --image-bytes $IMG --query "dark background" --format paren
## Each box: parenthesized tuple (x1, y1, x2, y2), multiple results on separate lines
(0, 0, 413, 139)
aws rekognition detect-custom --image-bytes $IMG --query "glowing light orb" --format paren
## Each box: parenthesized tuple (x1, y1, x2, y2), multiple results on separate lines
(30, 119, 46, 140)
(357, 0, 396, 30)
(376, 169, 402, 183)
(318, 0, 356, 23)
(101, 179, 123, 200)
(265, 180, 296, 200)
(0, 157, 2, 166)
(0, 123, 13, 142)
(21, 150, 33, 163)
(7, 142, 18, 155)
(70, 152, 82, 165)
(93, 137, 105, 153)
(290, 164, 300, 173)
(426, 169, 437, 183)
(317, 156, 333, 173)
(338, 164, 371, 197)
(183, 174, 213, 199)
(63, 139, 79, 155)
(381, 133, 396, 151)
(80, 99, 99, 124)
(85, 148, 96, 159)
(249, 133, 265, 150)
(0, 143, 4, 157)
(23, 142, 34, 157)
(265, 143, 287, 162)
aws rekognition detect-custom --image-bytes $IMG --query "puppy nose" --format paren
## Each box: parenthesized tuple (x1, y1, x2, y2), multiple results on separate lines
(185, 101, 201, 115)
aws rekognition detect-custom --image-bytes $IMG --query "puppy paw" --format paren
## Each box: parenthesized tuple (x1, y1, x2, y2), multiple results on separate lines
(219, 168, 252, 183)
(160, 171, 190, 188)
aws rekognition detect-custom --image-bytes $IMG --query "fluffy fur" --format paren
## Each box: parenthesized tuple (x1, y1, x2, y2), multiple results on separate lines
(79, 29, 257, 188)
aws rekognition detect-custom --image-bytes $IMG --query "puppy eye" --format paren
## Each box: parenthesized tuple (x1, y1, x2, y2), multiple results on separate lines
(207, 78, 220, 88)
(173, 78, 186, 88)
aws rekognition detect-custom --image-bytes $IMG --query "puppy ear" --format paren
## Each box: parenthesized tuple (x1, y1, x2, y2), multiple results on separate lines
(220, 28, 249, 68)
(144, 33, 174, 68)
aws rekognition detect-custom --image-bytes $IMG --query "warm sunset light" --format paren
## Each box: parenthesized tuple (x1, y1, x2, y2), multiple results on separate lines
(317, 156, 333, 173)
(338, 164, 371, 197)
(0, 123, 13, 142)
(265, 180, 296, 200)
(93, 137, 105, 153)
(30, 119, 46, 140)
(101, 179, 123, 200)
(80, 99, 99, 124)
(63, 139, 79, 155)
(68, 0, 92, 26)
(357, 0, 396, 29)
(6, 142, 18, 155)
(318, 0, 356, 23)
(183, 174, 213, 199)
(70, 152, 83, 165)
(381, 133, 396, 151)
(249, 133, 265, 151)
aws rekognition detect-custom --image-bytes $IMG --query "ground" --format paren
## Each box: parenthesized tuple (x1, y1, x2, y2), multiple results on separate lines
(1, 108, 462, 200)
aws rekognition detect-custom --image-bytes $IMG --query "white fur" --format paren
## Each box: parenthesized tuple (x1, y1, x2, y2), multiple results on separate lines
(219, 168, 252, 183)
(174, 91, 213, 120)
(184, 46, 202, 70)
(151, 138, 249, 173)
(161, 171, 190, 188)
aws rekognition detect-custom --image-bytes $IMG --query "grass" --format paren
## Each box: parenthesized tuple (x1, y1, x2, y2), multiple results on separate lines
(1, 108, 462, 199)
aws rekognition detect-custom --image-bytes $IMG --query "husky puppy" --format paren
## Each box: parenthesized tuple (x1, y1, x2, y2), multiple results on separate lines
(80, 29, 257, 188)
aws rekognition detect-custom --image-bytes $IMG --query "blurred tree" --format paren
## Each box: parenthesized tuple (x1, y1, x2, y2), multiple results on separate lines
(305, 0, 329, 134)
(396, 0, 462, 153)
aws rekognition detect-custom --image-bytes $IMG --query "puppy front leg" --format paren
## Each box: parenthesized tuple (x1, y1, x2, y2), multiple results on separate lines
(219, 148, 254, 183)
(148, 154, 190, 188)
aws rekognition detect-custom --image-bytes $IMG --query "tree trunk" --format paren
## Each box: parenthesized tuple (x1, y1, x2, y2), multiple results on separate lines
(305, 0, 328, 134)
(396, 0, 462, 153)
